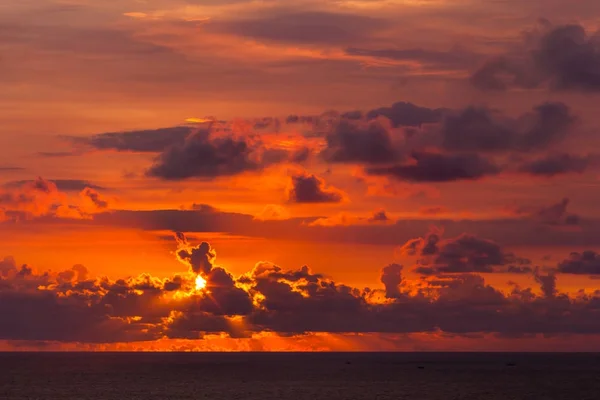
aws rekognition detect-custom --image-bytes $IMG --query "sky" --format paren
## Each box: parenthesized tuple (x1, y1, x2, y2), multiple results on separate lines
(2, 0, 600, 351)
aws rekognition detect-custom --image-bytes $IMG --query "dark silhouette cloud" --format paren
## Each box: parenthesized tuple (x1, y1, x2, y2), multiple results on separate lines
(558, 251, 600, 275)
(380, 263, 403, 298)
(2, 237, 600, 342)
(365, 101, 445, 128)
(368, 209, 389, 223)
(441, 102, 575, 153)
(287, 173, 344, 203)
(408, 233, 530, 275)
(175, 232, 216, 275)
(518, 153, 591, 176)
(71, 126, 193, 153)
(146, 131, 291, 180)
(471, 22, 600, 92)
(4, 179, 106, 192)
(321, 118, 402, 164)
(511, 198, 580, 226)
(366, 152, 500, 182)
(534, 269, 557, 298)
(81, 188, 109, 209)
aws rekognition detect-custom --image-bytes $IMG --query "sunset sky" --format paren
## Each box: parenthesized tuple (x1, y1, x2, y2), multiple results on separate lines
(2, 0, 600, 351)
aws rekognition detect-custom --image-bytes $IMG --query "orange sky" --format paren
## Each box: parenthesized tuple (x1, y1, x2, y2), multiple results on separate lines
(2, 0, 600, 351)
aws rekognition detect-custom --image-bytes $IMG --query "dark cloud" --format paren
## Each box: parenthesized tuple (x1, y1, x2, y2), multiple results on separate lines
(558, 251, 600, 275)
(368, 209, 389, 223)
(207, 11, 387, 45)
(366, 152, 500, 182)
(365, 101, 445, 128)
(3, 237, 600, 343)
(534, 269, 557, 298)
(81, 188, 109, 209)
(175, 233, 216, 275)
(146, 130, 285, 180)
(4, 179, 106, 192)
(399, 229, 442, 257)
(471, 22, 600, 92)
(321, 118, 402, 164)
(441, 102, 575, 153)
(511, 198, 579, 226)
(380, 263, 403, 298)
(70, 126, 193, 153)
(286, 173, 344, 203)
(409, 233, 530, 275)
(518, 153, 591, 176)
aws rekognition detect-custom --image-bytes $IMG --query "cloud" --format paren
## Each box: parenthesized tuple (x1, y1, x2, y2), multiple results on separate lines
(518, 153, 592, 176)
(3, 238, 600, 343)
(403, 231, 531, 275)
(368, 209, 390, 223)
(321, 117, 403, 165)
(534, 269, 557, 298)
(206, 11, 387, 46)
(380, 263, 403, 299)
(366, 152, 500, 182)
(0, 177, 112, 221)
(510, 198, 579, 226)
(286, 172, 345, 203)
(146, 129, 300, 180)
(80, 188, 109, 210)
(441, 102, 576, 153)
(557, 251, 600, 275)
(70, 127, 193, 153)
(471, 22, 600, 92)
(364, 101, 445, 128)
(4, 179, 106, 192)
(175, 232, 217, 275)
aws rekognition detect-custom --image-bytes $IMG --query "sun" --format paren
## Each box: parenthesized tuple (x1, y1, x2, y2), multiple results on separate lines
(195, 274, 207, 291)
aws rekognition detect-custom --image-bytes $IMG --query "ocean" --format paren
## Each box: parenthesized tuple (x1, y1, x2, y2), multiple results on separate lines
(1, 352, 599, 399)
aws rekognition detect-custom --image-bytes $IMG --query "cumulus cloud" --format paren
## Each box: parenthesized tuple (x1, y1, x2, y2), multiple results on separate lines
(366, 152, 500, 182)
(402, 231, 531, 275)
(471, 22, 600, 92)
(558, 251, 600, 275)
(147, 129, 303, 180)
(0, 177, 112, 221)
(175, 232, 217, 275)
(364, 101, 445, 128)
(441, 102, 575, 153)
(380, 263, 403, 298)
(286, 172, 345, 203)
(2, 238, 600, 343)
(321, 117, 403, 165)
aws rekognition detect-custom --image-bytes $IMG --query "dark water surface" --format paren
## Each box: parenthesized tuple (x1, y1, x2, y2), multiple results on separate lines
(1, 352, 599, 399)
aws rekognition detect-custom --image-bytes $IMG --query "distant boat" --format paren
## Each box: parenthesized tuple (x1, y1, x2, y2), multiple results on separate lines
(506, 362, 517, 367)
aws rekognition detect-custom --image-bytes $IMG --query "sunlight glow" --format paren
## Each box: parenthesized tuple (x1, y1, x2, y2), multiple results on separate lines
(195, 275, 207, 291)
